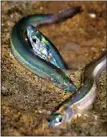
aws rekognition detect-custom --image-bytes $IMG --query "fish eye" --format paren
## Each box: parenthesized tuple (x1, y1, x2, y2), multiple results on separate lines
(32, 38, 37, 43)
(56, 114, 62, 123)
(59, 117, 62, 122)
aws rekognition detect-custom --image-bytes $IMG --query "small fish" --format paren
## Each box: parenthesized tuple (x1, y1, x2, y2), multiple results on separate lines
(10, 7, 80, 92)
(48, 53, 106, 127)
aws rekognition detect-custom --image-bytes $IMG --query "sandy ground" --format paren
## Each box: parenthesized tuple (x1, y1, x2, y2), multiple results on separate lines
(1, 1, 107, 136)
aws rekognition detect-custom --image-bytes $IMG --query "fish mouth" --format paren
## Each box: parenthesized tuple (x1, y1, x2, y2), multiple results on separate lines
(27, 25, 38, 38)
(48, 112, 63, 127)
(48, 120, 62, 127)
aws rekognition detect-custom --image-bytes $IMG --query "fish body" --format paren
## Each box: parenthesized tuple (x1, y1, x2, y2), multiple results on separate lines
(10, 7, 81, 92)
(48, 53, 106, 126)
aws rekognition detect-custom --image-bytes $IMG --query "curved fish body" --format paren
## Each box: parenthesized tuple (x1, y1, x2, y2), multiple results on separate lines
(10, 7, 81, 92)
(48, 53, 106, 126)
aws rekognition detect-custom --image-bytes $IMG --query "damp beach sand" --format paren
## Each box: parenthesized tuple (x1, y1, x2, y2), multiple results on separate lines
(1, 1, 106, 136)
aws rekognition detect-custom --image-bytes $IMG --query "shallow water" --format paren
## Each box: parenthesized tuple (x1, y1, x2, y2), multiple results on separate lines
(1, 1, 106, 136)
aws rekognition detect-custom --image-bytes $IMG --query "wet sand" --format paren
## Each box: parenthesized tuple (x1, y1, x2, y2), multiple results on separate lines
(1, 1, 106, 136)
